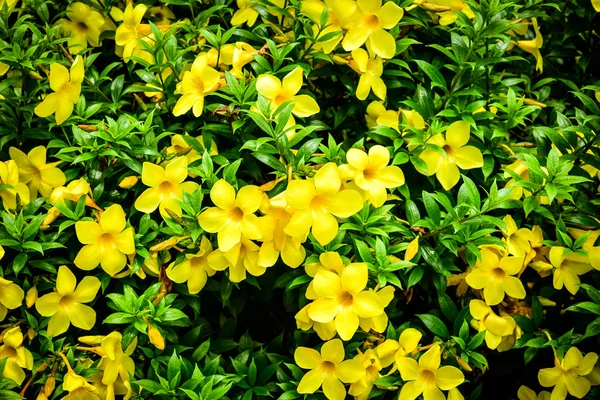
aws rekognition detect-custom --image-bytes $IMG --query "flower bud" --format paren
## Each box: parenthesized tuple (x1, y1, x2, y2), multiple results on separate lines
(41, 207, 61, 230)
(27, 327, 35, 340)
(43, 376, 55, 396)
(26, 286, 38, 308)
(35, 393, 48, 400)
(119, 176, 139, 189)
(150, 237, 180, 252)
(29, 71, 43, 80)
(147, 324, 165, 350)
(404, 237, 419, 261)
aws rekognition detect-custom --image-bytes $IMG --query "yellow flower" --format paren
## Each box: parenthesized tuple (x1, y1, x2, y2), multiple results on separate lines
(0, 327, 33, 385)
(0, 277, 24, 321)
(74, 204, 136, 276)
(339, 145, 405, 207)
(342, 0, 404, 59)
(418, 0, 475, 25)
(365, 101, 399, 130)
(231, 0, 259, 26)
(501, 215, 536, 258)
(284, 163, 363, 246)
(9, 146, 66, 198)
(397, 344, 465, 400)
(255, 67, 320, 117)
(305, 251, 346, 299)
(349, 349, 383, 400)
(0, 160, 30, 211)
(405, 237, 419, 261)
(358, 286, 395, 333)
(207, 237, 265, 283)
(300, 0, 355, 54)
(568, 228, 600, 271)
(465, 247, 525, 305)
(307, 262, 385, 340)
(517, 385, 551, 400)
(49, 178, 91, 205)
(58, 352, 99, 400)
(118, 176, 139, 189)
(58, 2, 107, 53)
(231, 42, 259, 77)
(504, 160, 530, 199)
(35, 266, 100, 337)
(516, 18, 543, 73)
(401, 108, 426, 130)
(165, 134, 218, 170)
(547, 247, 592, 295)
(594, 0, 600, 12)
(377, 327, 422, 367)
(294, 339, 366, 400)
(198, 179, 263, 252)
(135, 157, 200, 217)
(173, 53, 221, 117)
(166, 236, 216, 294)
(538, 347, 598, 400)
(295, 303, 337, 340)
(207, 44, 235, 69)
(115, 3, 153, 62)
(469, 300, 516, 350)
(258, 193, 307, 268)
(34, 55, 84, 125)
(146, 5, 176, 25)
(418, 121, 483, 190)
(93, 332, 136, 396)
(348, 48, 386, 100)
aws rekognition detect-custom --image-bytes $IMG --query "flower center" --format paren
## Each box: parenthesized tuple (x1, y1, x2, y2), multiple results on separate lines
(274, 94, 291, 106)
(338, 290, 353, 307)
(443, 145, 455, 161)
(158, 180, 176, 194)
(76, 21, 88, 32)
(97, 233, 114, 247)
(60, 294, 77, 310)
(419, 369, 436, 385)
(492, 268, 506, 279)
(363, 167, 377, 180)
(321, 361, 336, 375)
(230, 207, 245, 222)
(364, 15, 379, 29)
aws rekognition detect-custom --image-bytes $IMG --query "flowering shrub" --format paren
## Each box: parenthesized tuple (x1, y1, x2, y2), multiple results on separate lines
(0, 0, 600, 399)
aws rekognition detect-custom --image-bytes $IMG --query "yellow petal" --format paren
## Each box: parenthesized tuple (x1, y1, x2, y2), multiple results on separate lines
(198, 207, 230, 232)
(418, 344, 441, 371)
(397, 357, 420, 380)
(292, 94, 320, 118)
(236, 185, 263, 214)
(211, 179, 236, 210)
(135, 188, 161, 213)
(74, 244, 102, 270)
(419, 150, 442, 176)
(35, 292, 61, 316)
(165, 156, 188, 184)
(256, 74, 282, 100)
(47, 309, 71, 337)
(312, 211, 338, 246)
(297, 369, 325, 394)
(465, 268, 491, 289)
(376, 1, 403, 29)
(352, 291, 384, 318)
(295, 347, 323, 369)
(69, 303, 96, 330)
(308, 297, 341, 323)
(73, 276, 101, 303)
(282, 67, 303, 96)
(502, 276, 526, 299)
(55, 100, 74, 125)
(100, 204, 126, 234)
(336, 359, 366, 383)
(341, 263, 368, 293)
(313, 270, 342, 298)
(49, 63, 69, 91)
(368, 28, 396, 59)
(398, 328, 422, 353)
(324, 189, 363, 218)
(445, 121, 470, 148)
(141, 162, 166, 188)
(538, 367, 562, 387)
(34, 93, 59, 118)
(343, 25, 369, 51)
(56, 265, 77, 295)
(315, 163, 342, 195)
(483, 279, 504, 305)
(347, 148, 369, 170)
(0, 282, 23, 310)
(435, 366, 464, 390)
(436, 160, 460, 190)
(100, 246, 127, 276)
(321, 339, 345, 363)
(335, 307, 359, 340)
(286, 180, 316, 209)
(452, 146, 484, 170)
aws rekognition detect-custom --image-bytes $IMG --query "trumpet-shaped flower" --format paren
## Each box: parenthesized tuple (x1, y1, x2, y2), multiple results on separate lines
(9, 146, 66, 198)
(173, 53, 221, 117)
(397, 344, 465, 400)
(342, 0, 404, 59)
(294, 339, 366, 400)
(135, 157, 200, 218)
(469, 300, 516, 350)
(58, 2, 107, 53)
(115, 3, 147, 46)
(74, 204, 136, 276)
(94, 332, 136, 395)
(35, 266, 101, 337)
(284, 163, 363, 246)
(517, 385, 551, 400)
(0, 277, 24, 321)
(349, 349, 383, 400)
(516, 18, 543, 73)
(547, 246, 592, 295)
(418, 121, 483, 190)
(0, 160, 30, 211)
(166, 134, 218, 165)
(34, 55, 84, 125)
(0, 328, 33, 385)
(59, 352, 99, 400)
(301, 0, 356, 54)
(376, 327, 422, 368)
(166, 236, 216, 294)
(358, 285, 395, 333)
(465, 247, 526, 305)
(365, 101, 399, 130)
(207, 238, 265, 283)
(198, 179, 263, 252)
(305, 251, 346, 299)
(255, 67, 320, 117)
(339, 145, 405, 207)
(231, 0, 259, 26)
(295, 303, 337, 340)
(258, 194, 306, 268)
(538, 347, 598, 400)
(348, 48, 386, 100)
(308, 262, 385, 340)
(419, 0, 475, 25)
(501, 215, 536, 258)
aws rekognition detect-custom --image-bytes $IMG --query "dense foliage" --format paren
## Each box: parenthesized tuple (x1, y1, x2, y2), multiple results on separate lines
(0, 0, 599, 399)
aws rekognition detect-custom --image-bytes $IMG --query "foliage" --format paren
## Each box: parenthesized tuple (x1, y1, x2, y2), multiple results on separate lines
(0, 0, 599, 399)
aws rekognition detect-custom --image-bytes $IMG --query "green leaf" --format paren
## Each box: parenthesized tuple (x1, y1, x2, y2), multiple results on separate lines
(414, 60, 447, 92)
(416, 314, 449, 337)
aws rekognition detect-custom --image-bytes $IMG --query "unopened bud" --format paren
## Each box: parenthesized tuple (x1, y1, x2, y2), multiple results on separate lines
(404, 237, 419, 261)
(29, 71, 43, 80)
(150, 237, 180, 252)
(27, 327, 35, 340)
(332, 55, 349, 65)
(147, 324, 165, 350)
(119, 176, 139, 189)
(521, 97, 547, 108)
(41, 207, 61, 229)
(538, 296, 556, 307)
(43, 376, 55, 396)
(36, 393, 48, 400)
(26, 286, 38, 308)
